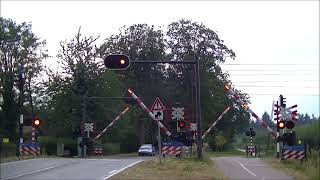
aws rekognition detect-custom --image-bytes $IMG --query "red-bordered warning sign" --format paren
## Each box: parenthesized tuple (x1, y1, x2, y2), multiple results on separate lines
(151, 97, 165, 111)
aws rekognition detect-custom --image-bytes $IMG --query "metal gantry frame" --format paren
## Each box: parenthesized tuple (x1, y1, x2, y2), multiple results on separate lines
(130, 59, 203, 160)
(82, 59, 203, 159)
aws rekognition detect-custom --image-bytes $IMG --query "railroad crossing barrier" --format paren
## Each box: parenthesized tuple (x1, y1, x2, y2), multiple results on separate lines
(93, 145, 103, 156)
(19, 143, 41, 156)
(161, 141, 183, 157)
(282, 145, 305, 160)
(246, 145, 257, 157)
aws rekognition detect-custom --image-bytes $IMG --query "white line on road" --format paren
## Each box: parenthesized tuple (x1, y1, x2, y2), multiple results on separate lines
(2, 163, 74, 180)
(104, 160, 143, 180)
(108, 170, 117, 174)
(235, 148, 246, 153)
(233, 159, 257, 177)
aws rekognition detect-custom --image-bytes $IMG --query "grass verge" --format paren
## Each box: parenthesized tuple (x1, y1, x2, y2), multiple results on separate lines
(110, 155, 226, 180)
(263, 150, 319, 180)
(206, 149, 246, 157)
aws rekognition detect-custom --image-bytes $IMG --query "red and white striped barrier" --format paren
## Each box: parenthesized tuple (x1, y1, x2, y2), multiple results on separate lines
(128, 89, 172, 137)
(93, 146, 103, 156)
(282, 150, 304, 160)
(95, 107, 130, 139)
(202, 106, 230, 139)
(225, 85, 277, 138)
(19, 143, 40, 156)
(161, 146, 182, 156)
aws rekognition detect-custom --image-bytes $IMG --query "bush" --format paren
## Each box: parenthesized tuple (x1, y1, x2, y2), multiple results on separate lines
(57, 137, 77, 156)
(38, 136, 78, 156)
(103, 143, 120, 155)
(1, 143, 17, 157)
(38, 136, 57, 155)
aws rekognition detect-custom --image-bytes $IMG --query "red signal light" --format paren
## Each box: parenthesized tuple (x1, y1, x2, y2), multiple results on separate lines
(278, 121, 285, 129)
(33, 119, 41, 127)
(34, 120, 40, 125)
(178, 121, 186, 128)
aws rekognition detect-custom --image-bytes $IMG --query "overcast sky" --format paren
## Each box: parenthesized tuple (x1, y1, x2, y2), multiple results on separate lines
(1, 1, 319, 119)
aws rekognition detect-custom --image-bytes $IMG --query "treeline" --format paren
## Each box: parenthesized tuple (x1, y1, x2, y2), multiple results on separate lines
(1, 17, 252, 153)
(236, 111, 319, 152)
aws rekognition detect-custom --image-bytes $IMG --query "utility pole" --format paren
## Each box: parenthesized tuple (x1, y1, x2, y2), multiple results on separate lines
(157, 123, 162, 164)
(195, 51, 202, 160)
(18, 65, 24, 157)
(276, 101, 280, 158)
(82, 93, 87, 157)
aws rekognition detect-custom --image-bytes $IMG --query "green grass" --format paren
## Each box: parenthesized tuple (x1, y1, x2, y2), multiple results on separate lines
(110, 155, 226, 180)
(264, 150, 319, 180)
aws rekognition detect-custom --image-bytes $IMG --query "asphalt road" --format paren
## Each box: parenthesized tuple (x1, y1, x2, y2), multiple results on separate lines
(1, 157, 148, 180)
(212, 156, 293, 180)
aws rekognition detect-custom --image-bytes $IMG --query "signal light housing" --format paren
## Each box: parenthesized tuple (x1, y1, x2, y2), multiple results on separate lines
(286, 121, 295, 129)
(279, 95, 286, 108)
(104, 54, 130, 70)
(283, 132, 295, 146)
(245, 128, 256, 137)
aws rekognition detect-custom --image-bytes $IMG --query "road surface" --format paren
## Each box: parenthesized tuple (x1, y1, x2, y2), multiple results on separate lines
(212, 156, 292, 180)
(1, 157, 148, 180)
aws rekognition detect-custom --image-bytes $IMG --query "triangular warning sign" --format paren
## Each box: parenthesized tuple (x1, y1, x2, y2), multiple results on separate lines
(151, 97, 165, 110)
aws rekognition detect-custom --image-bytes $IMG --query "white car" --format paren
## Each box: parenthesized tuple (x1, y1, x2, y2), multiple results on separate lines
(138, 144, 157, 156)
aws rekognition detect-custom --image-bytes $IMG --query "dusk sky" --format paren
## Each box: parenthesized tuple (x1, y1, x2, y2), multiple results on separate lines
(2, 0, 319, 118)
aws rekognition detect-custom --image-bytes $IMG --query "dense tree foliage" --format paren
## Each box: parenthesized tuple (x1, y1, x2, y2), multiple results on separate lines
(0, 17, 47, 139)
(1, 18, 261, 153)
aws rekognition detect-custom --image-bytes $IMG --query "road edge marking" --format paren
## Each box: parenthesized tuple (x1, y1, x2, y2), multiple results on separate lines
(108, 170, 117, 174)
(233, 159, 257, 177)
(104, 160, 143, 179)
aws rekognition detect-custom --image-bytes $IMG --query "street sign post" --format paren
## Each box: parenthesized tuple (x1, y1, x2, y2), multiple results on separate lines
(151, 97, 166, 164)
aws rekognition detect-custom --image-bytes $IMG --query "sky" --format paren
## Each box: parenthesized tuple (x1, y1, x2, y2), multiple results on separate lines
(1, 0, 319, 119)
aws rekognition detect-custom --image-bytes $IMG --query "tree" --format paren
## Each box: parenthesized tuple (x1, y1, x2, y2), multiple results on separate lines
(39, 27, 125, 137)
(165, 19, 249, 148)
(99, 24, 167, 145)
(0, 17, 47, 139)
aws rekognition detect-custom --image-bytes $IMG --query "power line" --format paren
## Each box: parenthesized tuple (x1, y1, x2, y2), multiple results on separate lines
(224, 69, 318, 72)
(228, 73, 316, 76)
(232, 80, 318, 83)
(234, 85, 318, 88)
(222, 64, 319, 66)
(246, 94, 319, 96)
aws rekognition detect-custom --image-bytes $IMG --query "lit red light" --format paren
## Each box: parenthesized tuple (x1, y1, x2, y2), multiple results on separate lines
(34, 119, 40, 126)
(278, 122, 285, 129)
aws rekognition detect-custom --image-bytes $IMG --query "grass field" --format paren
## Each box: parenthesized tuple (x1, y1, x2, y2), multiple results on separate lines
(263, 150, 319, 180)
(110, 154, 226, 180)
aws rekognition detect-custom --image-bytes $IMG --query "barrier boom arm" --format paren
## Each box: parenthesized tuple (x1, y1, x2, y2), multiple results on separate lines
(225, 85, 277, 138)
(128, 88, 172, 137)
(95, 107, 130, 139)
(202, 106, 231, 139)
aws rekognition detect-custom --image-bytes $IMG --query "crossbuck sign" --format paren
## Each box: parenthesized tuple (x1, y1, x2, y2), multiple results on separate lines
(84, 123, 94, 132)
(172, 107, 184, 120)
